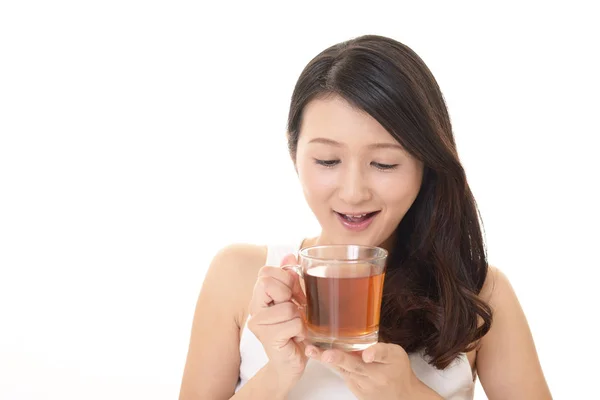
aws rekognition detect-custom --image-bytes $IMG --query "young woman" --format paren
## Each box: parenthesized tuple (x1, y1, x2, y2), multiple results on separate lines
(179, 34, 552, 400)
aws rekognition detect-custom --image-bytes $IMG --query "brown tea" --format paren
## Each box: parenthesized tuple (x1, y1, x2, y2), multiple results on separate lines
(304, 264, 385, 340)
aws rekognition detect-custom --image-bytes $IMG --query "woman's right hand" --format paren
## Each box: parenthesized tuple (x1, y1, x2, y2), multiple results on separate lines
(247, 254, 308, 386)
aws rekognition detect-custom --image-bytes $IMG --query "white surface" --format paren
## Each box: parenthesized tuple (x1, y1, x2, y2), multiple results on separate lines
(1, 1, 598, 399)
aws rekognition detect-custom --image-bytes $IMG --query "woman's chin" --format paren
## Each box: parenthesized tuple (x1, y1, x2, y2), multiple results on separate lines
(314, 234, 383, 248)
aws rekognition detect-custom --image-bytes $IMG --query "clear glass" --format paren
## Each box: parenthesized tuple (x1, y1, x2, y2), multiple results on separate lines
(284, 244, 388, 351)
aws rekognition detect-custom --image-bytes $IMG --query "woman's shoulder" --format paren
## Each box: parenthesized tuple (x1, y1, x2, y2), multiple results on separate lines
(479, 265, 511, 305)
(473, 265, 552, 397)
(203, 243, 269, 326)
(475, 264, 520, 346)
(206, 243, 269, 291)
(209, 243, 268, 272)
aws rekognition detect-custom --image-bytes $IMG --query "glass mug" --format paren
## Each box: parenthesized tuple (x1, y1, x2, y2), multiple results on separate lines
(283, 244, 388, 351)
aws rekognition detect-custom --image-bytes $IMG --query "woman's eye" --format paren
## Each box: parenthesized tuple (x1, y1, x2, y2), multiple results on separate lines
(314, 159, 340, 168)
(372, 162, 398, 170)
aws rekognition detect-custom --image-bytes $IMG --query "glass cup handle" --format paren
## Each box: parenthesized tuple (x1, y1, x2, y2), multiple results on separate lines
(282, 264, 302, 277)
(281, 264, 306, 314)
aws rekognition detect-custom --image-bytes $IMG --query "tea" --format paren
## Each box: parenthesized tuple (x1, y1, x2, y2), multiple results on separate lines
(304, 263, 385, 350)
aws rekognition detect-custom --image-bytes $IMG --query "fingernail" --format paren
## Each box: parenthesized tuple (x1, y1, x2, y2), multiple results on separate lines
(305, 347, 315, 357)
(363, 352, 374, 363)
(323, 353, 334, 363)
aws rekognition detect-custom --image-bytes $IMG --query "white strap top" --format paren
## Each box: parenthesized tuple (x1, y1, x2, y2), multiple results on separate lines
(235, 243, 476, 399)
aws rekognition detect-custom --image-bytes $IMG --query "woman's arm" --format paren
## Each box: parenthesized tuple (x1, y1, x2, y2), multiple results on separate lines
(477, 267, 552, 399)
(178, 244, 269, 400)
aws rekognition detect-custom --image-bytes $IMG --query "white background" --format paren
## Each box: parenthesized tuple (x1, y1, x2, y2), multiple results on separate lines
(1, 1, 598, 399)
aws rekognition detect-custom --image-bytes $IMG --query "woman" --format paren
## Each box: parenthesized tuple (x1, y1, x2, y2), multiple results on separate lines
(179, 35, 552, 399)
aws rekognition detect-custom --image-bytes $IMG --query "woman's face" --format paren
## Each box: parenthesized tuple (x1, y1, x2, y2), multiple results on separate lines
(295, 95, 424, 248)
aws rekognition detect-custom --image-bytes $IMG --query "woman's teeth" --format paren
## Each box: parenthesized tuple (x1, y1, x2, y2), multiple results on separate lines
(340, 212, 374, 222)
(345, 214, 366, 221)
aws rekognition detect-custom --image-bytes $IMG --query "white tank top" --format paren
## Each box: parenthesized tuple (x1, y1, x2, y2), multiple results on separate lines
(235, 243, 476, 399)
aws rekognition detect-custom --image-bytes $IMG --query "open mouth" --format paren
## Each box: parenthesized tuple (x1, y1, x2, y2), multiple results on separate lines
(336, 211, 379, 222)
(334, 210, 380, 231)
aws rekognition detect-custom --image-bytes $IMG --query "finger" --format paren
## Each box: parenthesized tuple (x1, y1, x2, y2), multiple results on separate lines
(271, 316, 306, 346)
(280, 253, 298, 267)
(258, 265, 297, 291)
(362, 343, 391, 364)
(253, 275, 294, 309)
(305, 347, 375, 385)
(304, 344, 323, 359)
(321, 349, 368, 376)
(251, 266, 297, 312)
(251, 302, 302, 325)
(280, 254, 307, 305)
(288, 269, 307, 306)
(362, 343, 405, 364)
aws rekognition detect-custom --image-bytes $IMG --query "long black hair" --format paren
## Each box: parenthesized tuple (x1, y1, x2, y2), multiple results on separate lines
(287, 35, 492, 369)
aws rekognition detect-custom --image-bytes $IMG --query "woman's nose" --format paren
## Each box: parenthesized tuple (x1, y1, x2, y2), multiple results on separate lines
(337, 165, 372, 205)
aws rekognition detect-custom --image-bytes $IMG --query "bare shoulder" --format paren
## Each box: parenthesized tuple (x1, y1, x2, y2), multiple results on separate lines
(478, 265, 514, 308)
(208, 243, 268, 280)
(469, 265, 511, 357)
(475, 265, 552, 398)
(178, 243, 268, 399)
(204, 243, 268, 326)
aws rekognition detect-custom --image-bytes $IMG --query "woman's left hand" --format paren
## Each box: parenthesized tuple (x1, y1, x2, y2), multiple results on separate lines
(305, 342, 443, 400)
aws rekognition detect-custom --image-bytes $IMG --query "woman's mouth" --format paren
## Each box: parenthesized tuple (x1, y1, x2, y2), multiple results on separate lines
(334, 211, 380, 232)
